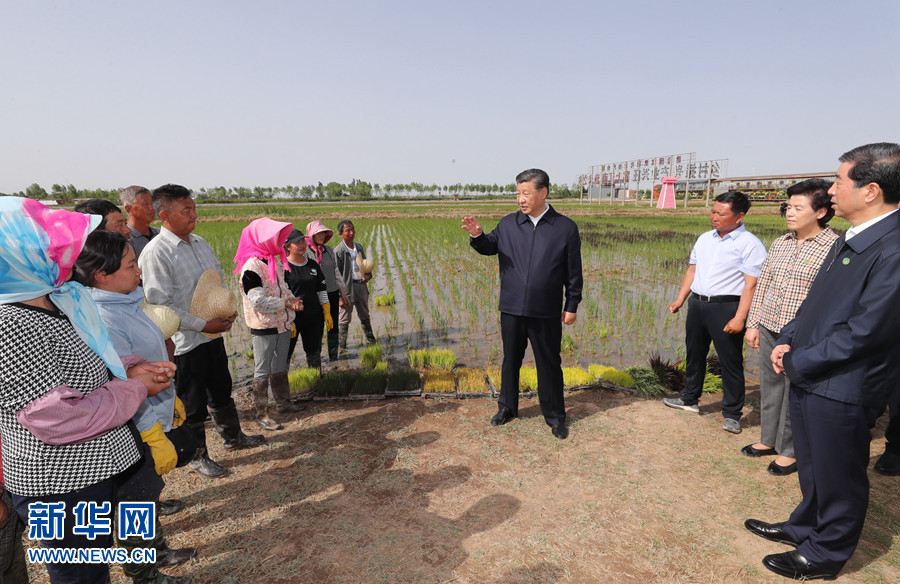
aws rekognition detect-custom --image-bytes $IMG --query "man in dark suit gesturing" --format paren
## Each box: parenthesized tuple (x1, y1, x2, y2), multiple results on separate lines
(746, 143, 900, 580)
(462, 169, 582, 440)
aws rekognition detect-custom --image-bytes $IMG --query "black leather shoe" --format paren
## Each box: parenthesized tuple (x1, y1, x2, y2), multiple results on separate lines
(874, 449, 900, 475)
(741, 444, 777, 457)
(768, 460, 798, 476)
(157, 499, 184, 516)
(744, 519, 799, 547)
(762, 550, 839, 580)
(188, 454, 228, 478)
(490, 407, 516, 426)
(223, 432, 265, 450)
(155, 546, 198, 568)
(551, 424, 569, 440)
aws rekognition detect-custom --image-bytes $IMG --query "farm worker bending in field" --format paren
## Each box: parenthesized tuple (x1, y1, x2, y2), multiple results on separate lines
(462, 168, 583, 440)
(140, 184, 265, 478)
(334, 219, 376, 356)
(664, 191, 767, 434)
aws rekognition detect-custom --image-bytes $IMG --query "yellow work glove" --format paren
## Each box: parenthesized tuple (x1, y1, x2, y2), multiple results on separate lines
(322, 303, 334, 330)
(172, 396, 186, 428)
(140, 422, 178, 476)
(291, 321, 297, 338)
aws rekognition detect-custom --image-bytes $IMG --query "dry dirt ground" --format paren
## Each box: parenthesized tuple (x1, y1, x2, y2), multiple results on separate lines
(26, 384, 900, 584)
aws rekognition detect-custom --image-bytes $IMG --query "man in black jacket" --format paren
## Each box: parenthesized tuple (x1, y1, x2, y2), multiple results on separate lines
(462, 169, 582, 439)
(746, 142, 900, 580)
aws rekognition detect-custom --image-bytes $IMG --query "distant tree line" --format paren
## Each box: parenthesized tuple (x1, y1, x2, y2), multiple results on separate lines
(3, 179, 580, 202)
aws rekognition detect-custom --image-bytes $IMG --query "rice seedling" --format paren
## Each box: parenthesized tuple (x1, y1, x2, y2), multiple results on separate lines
(703, 363, 724, 394)
(407, 348, 429, 368)
(519, 367, 538, 391)
(429, 349, 457, 370)
(562, 367, 594, 387)
(561, 334, 575, 354)
(359, 344, 383, 369)
(352, 362, 388, 395)
(486, 367, 501, 392)
(456, 367, 489, 394)
(375, 292, 395, 306)
(625, 366, 666, 397)
(407, 348, 457, 370)
(589, 365, 635, 388)
(387, 367, 421, 392)
(317, 369, 359, 397)
(422, 369, 455, 394)
(288, 367, 320, 394)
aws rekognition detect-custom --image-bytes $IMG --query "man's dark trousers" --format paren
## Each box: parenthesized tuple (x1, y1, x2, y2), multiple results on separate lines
(174, 337, 236, 426)
(499, 312, 565, 427)
(782, 387, 880, 570)
(882, 387, 900, 454)
(681, 296, 745, 419)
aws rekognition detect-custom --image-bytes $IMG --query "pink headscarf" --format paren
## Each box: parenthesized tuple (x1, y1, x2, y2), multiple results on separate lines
(0, 197, 128, 379)
(233, 218, 293, 284)
(305, 220, 333, 265)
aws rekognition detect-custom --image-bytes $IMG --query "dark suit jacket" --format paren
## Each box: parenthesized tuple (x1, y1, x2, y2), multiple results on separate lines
(778, 211, 900, 407)
(470, 205, 582, 318)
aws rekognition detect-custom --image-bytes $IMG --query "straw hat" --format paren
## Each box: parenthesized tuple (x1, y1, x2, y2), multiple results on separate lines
(141, 302, 180, 340)
(190, 269, 238, 338)
(356, 253, 374, 276)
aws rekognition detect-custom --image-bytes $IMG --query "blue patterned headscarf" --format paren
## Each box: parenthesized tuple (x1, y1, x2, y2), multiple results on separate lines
(0, 196, 128, 379)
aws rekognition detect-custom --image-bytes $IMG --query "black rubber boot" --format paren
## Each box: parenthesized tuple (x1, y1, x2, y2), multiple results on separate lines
(338, 323, 349, 351)
(186, 422, 227, 478)
(270, 371, 304, 414)
(210, 403, 265, 450)
(361, 319, 377, 345)
(252, 377, 282, 430)
(306, 353, 322, 374)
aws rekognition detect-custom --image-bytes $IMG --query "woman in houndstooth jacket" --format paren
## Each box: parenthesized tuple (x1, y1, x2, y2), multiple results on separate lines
(0, 197, 174, 584)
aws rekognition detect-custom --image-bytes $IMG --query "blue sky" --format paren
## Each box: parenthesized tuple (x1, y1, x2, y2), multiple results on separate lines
(1, 0, 897, 193)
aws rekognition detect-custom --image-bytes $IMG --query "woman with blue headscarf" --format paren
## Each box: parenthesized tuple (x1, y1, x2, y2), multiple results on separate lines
(0, 197, 174, 584)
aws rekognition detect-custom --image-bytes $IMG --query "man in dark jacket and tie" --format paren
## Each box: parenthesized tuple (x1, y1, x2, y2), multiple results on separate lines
(462, 169, 582, 439)
(745, 142, 900, 580)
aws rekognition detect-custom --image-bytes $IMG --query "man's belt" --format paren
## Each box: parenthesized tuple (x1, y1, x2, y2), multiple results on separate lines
(691, 293, 740, 303)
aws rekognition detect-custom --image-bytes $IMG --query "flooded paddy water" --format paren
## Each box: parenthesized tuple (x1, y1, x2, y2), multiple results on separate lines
(194, 201, 834, 380)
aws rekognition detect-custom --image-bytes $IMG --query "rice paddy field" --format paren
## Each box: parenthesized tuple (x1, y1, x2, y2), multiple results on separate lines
(196, 199, 849, 378)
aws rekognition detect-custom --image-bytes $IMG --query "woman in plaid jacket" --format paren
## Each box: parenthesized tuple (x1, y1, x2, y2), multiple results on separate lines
(743, 179, 839, 476)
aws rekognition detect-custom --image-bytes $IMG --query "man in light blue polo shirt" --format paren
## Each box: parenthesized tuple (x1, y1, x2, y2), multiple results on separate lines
(664, 191, 767, 433)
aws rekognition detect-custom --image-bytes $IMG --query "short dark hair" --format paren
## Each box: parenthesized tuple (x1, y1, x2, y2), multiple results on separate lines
(152, 184, 192, 215)
(73, 230, 130, 287)
(73, 199, 122, 230)
(337, 220, 354, 235)
(516, 169, 550, 192)
(714, 191, 751, 215)
(786, 178, 835, 227)
(119, 185, 151, 207)
(839, 142, 900, 204)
